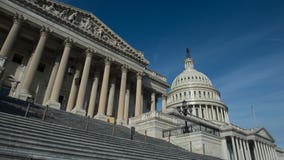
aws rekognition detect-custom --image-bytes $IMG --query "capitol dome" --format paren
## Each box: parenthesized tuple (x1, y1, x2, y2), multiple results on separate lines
(167, 49, 229, 124)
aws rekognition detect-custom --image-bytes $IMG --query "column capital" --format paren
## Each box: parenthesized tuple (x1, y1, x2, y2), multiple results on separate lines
(104, 57, 112, 65)
(13, 13, 24, 24)
(40, 26, 51, 37)
(121, 64, 128, 73)
(85, 48, 95, 57)
(136, 71, 144, 79)
(64, 37, 73, 47)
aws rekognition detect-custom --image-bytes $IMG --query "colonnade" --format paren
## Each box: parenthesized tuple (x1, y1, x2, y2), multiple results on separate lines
(191, 104, 229, 123)
(228, 136, 277, 160)
(253, 140, 278, 160)
(0, 13, 167, 122)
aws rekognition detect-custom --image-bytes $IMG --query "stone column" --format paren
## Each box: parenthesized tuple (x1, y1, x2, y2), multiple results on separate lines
(235, 138, 241, 160)
(212, 106, 217, 120)
(43, 57, 59, 105)
(96, 58, 111, 117)
(19, 27, 49, 100)
(231, 137, 238, 160)
(72, 49, 93, 116)
(66, 67, 81, 112)
(87, 71, 100, 117)
(264, 144, 271, 160)
(162, 94, 167, 113)
(205, 105, 209, 120)
(271, 146, 277, 160)
(225, 110, 230, 123)
(260, 142, 266, 160)
(256, 141, 262, 160)
(192, 105, 196, 116)
(140, 91, 144, 113)
(240, 139, 245, 160)
(259, 142, 266, 160)
(135, 72, 143, 116)
(150, 92, 156, 112)
(124, 84, 130, 120)
(106, 77, 116, 116)
(267, 145, 272, 160)
(0, 14, 23, 68)
(117, 65, 128, 122)
(198, 105, 202, 118)
(254, 141, 260, 160)
(47, 38, 72, 109)
(221, 108, 225, 122)
(245, 140, 252, 160)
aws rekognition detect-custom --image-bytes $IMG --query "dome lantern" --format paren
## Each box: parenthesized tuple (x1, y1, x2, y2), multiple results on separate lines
(184, 48, 194, 70)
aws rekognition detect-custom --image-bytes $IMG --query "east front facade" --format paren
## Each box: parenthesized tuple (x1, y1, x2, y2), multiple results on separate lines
(0, 0, 284, 160)
(0, 0, 169, 124)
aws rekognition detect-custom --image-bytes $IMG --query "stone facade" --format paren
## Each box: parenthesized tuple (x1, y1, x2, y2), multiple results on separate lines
(0, 0, 283, 160)
(0, 0, 169, 124)
(129, 53, 284, 160)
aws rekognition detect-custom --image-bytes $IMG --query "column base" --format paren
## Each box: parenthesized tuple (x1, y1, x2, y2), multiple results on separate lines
(116, 119, 127, 126)
(18, 90, 32, 101)
(71, 107, 86, 116)
(94, 113, 108, 122)
(46, 100, 61, 110)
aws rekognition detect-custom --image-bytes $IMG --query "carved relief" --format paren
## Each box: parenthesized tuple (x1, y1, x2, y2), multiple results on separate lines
(21, 0, 148, 65)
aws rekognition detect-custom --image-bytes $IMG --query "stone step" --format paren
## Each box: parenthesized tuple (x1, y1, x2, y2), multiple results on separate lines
(0, 112, 181, 152)
(0, 114, 204, 159)
(0, 127, 174, 160)
(0, 138, 119, 160)
(0, 98, 177, 147)
(0, 114, 185, 157)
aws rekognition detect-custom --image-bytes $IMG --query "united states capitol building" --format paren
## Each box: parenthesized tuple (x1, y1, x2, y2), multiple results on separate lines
(0, 0, 283, 159)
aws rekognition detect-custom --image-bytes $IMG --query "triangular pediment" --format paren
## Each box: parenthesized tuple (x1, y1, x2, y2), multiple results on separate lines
(255, 128, 275, 142)
(12, 0, 148, 65)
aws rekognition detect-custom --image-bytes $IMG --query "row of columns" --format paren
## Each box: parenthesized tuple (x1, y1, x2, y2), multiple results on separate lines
(230, 136, 251, 160)
(229, 136, 278, 160)
(191, 104, 229, 123)
(0, 14, 168, 122)
(253, 140, 278, 160)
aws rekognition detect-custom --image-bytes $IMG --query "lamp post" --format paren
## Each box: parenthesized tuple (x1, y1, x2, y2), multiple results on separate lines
(177, 100, 192, 133)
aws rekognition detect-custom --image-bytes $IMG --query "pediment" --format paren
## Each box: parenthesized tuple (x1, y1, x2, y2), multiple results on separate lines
(255, 128, 275, 142)
(12, 0, 148, 65)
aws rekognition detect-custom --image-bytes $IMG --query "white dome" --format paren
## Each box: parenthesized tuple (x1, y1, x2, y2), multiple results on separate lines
(171, 68, 213, 90)
(167, 50, 229, 124)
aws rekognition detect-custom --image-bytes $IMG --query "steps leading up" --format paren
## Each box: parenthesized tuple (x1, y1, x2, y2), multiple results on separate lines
(0, 96, 221, 159)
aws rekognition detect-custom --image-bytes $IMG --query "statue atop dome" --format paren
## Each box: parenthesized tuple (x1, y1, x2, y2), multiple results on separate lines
(186, 48, 191, 58)
(184, 48, 194, 69)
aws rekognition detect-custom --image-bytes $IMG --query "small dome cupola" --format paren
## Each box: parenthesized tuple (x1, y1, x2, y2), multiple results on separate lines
(184, 48, 194, 70)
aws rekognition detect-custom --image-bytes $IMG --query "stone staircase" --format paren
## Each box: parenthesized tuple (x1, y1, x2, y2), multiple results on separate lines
(0, 96, 221, 159)
(0, 96, 175, 146)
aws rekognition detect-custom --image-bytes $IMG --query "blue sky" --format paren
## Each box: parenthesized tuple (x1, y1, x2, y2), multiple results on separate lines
(59, 0, 284, 148)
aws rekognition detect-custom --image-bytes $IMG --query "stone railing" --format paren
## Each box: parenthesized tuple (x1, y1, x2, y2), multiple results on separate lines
(129, 111, 179, 125)
(11, 0, 149, 65)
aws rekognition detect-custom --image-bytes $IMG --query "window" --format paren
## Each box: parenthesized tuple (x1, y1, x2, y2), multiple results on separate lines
(12, 54, 23, 64)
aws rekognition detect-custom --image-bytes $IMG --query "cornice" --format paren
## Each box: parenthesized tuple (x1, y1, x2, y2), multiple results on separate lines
(10, 0, 149, 66)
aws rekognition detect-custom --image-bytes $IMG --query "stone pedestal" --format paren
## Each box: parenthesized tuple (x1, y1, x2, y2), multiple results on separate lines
(94, 113, 108, 121)
(46, 100, 61, 110)
(71, 107, 86, 116)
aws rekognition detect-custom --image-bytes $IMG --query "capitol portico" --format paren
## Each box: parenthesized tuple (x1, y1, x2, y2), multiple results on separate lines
(0, 0, 168, 124)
